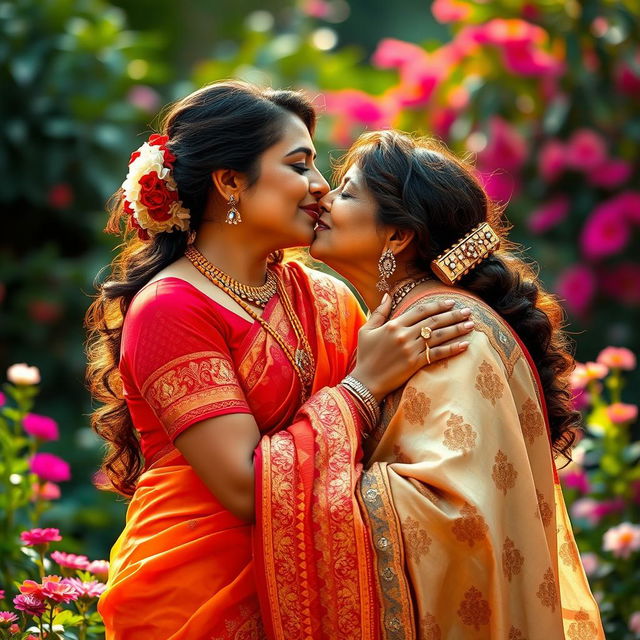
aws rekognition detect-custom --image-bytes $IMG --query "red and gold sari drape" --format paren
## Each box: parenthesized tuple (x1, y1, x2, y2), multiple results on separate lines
(99, 263, 366, 640)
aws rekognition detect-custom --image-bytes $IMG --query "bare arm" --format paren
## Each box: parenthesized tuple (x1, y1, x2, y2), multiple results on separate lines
(174, 413, 260, 522)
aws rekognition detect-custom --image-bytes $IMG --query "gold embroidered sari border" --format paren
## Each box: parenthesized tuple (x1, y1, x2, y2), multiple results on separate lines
(359, 465, 416, 640)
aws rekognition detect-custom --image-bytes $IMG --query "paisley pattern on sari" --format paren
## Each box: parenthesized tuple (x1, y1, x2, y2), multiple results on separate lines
(360, 288, 604, 639)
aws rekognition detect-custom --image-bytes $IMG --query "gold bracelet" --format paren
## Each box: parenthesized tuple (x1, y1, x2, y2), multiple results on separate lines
(341, 375, 381, 427)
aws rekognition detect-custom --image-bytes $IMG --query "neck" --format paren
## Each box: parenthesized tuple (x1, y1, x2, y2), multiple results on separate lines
(193, 219, 272, 287)
(341, 261, 428, 312)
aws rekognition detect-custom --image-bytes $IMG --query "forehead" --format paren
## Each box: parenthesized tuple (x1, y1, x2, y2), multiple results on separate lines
(271, 112, 314, 151)
(342, 163, 363, 185)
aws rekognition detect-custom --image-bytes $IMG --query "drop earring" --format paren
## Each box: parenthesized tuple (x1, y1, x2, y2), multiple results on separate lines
(376, 248, 396, 292)
(225, 195, 241, 225)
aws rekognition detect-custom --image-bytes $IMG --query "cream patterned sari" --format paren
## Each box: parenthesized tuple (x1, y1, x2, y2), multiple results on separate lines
(359, 288, 604, 639)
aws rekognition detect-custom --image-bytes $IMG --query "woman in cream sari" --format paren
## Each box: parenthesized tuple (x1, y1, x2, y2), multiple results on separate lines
(255, 130, 604, 639)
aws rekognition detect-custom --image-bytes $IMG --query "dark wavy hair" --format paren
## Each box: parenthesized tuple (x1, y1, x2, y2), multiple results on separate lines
(336, 130, 578, 460)
(85, 81, 317, 496)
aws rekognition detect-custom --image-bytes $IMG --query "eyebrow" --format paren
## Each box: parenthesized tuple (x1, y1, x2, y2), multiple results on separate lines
(285, 146, 317, 160)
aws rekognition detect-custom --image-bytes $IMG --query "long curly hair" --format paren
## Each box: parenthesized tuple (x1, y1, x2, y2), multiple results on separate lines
(85, 81, 317, 496)
(335, 130, 578, 460)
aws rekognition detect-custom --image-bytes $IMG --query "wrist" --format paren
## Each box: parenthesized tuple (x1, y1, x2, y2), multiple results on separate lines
(349, 369, 385, 404)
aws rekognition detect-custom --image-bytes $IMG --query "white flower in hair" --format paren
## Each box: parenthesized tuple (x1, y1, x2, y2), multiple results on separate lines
(121, 134, 190, 240)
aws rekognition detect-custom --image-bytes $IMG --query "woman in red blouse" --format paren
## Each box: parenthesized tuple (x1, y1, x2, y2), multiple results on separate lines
(86, 81, 473, 639)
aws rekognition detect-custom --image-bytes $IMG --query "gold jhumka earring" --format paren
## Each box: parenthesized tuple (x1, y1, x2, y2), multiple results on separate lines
(225, 195, 241, 225)
(376, 248, 396, 292)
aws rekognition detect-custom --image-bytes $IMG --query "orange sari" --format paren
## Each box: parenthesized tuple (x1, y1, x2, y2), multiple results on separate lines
(99, 263, 365, 639)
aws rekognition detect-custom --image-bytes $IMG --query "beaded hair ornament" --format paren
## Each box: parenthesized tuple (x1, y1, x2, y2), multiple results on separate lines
(430, 222, 501, 285)
(121, 134, 191, 241)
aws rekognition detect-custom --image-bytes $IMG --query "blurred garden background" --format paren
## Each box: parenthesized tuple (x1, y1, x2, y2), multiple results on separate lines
(1, 0, 639, 637)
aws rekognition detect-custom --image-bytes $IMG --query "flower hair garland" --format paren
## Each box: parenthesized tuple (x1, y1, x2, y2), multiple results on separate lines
(121, 134, 190, 241)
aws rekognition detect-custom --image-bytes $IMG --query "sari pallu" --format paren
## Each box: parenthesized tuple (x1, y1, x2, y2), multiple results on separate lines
(360, 289, 604, 639)
(99, 263, 365, 640)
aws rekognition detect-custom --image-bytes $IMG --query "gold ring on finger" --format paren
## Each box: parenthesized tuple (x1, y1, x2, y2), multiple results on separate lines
(420, 325, 432, 341)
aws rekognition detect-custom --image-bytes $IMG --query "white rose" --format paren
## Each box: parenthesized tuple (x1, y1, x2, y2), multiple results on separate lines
(7, 363, 41, 386)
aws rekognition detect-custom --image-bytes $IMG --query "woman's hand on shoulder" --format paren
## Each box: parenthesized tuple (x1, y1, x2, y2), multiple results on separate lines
(350, 294, 474, 402)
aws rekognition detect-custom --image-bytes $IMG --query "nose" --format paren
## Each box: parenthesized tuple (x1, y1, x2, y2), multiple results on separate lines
(318, 187, 337, 214)
(309, 170, 330, 199)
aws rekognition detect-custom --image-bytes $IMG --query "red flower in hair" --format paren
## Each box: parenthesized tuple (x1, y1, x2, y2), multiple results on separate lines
(129, 150, 141, 164)
(138, 171, 177, 222)
(147, 134, 176, 168)
(148, 134, 169, 147)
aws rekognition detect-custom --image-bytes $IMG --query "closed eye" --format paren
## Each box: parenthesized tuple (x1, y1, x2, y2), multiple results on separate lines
(292, 164, 309, 174)
(339, 190, 353, 199)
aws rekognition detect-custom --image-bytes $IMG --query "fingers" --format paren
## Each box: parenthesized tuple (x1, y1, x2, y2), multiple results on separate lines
(397, 298, 456, 327)
(421, 340, 470, 367)
(423, 319, 475, 347)
(363, 293, 391, 330)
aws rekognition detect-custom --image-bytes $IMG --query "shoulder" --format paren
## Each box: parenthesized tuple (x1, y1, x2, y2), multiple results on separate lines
(280, 260, 357, 300)
(406, 288, 523, 378)
(124, 278, 226, 334)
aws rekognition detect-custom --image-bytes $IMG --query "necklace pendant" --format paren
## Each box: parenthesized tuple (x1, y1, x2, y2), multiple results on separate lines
(295, 349, 314, 386)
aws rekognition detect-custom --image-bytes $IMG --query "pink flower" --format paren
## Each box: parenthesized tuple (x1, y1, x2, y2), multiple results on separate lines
(20, 528, 61, 546)
(606, 403, 638, 425)
(127, 85, 161, 113)
(22, 413, 59, 441)
(301, 0, 331, 18)
(477, 117, 527, 173)
(601, 263, 640, 305)
(566, 129, 608, 172)
(570, 364, 590, 390)
(629, 611, 640, 634)
(610, 190, 640, 224)
(41, 577, 80, 603)
(538, 140, 567, 182)
(603, 522, 640, 559)
(62, 578, 107, 600)
(555, 264, 596, 316)
(50, 551, 89, 571)
(477, 170, 517, 204)
(6, 363, 40, 386)
(501, 43, 565, 76)
(372, 38, 427, 70)
(13, 593, 46, 617)
(528, 195, 570, 234)
(570, 498, 601, 526)
(588, 158, 632, 188)
(31, 481, 61, 501)
(580, 552, 599, 577)
(473, 18, 547, 47)
(583, 361, 609, 380)
(0, 611, 18, 626)
(571, 387, 590, 411)
(431, 0, 471, 23)
(86, 560, 110, 580)
(559, 468, 590, 494)
(0, 589, 4, 599)
(324, 89, 389, 128)
(580, 202, 630, 260)
(0, 392, 5, 406)
(29, 453, 70, 483)
(597, 347, 636, 371)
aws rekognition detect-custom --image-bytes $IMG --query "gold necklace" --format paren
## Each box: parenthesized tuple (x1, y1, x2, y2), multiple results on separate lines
(185, 246, 277, 308)
(185, 247, 315, 399)
(390, 276, 431, 314)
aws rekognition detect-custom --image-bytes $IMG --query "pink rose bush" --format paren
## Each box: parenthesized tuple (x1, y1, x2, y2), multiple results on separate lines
(0, 367, 107, 638)
(562, 346, 639, 635)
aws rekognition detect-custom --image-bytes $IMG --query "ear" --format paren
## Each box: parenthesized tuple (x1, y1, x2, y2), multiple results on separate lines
(210, 168, 249, 201)
(385, 227, 415, 256)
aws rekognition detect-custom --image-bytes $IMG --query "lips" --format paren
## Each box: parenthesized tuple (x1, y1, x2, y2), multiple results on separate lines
(300, 203, 320, 222)
(315, 216, 330, 231)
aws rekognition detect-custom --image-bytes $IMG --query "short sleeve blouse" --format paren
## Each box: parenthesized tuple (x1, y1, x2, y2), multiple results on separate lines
(119, 278, 253, 463)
